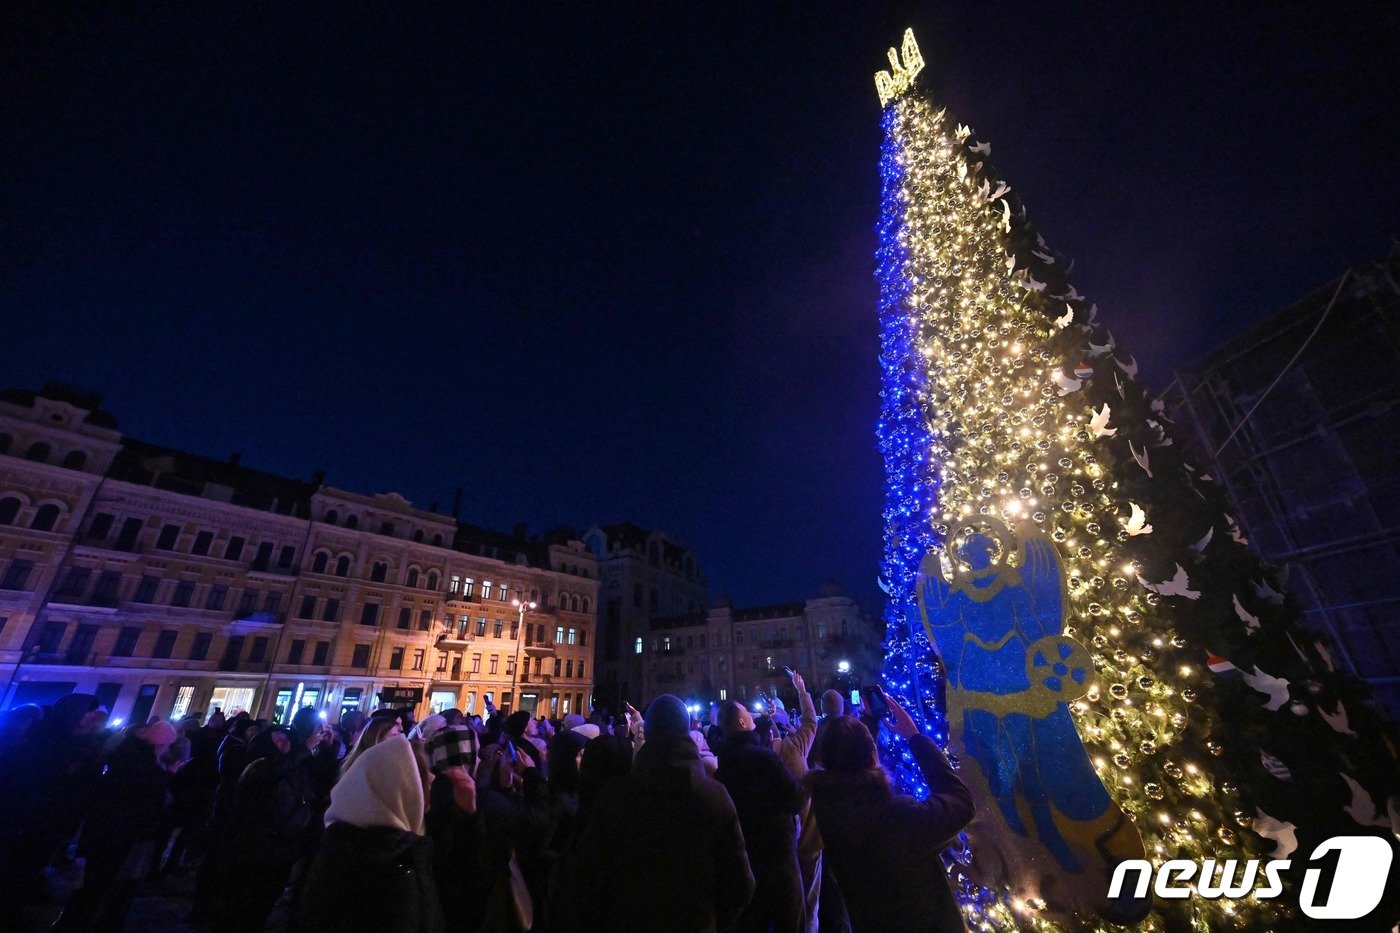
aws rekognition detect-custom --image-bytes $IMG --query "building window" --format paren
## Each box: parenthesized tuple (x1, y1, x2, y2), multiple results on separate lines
(113, 626, 141, 657)
(172, 581, 195, 608)
(206, 585, 228, 611)
(634, 637, 643, 654)
(371, 562, 388, 583)
(390, 647, 405, 670)
(555, 625, 565, 644)
(351, 644, 371, 669)
(56, 567, 91, 599)
(238, 589, 258, 615)
(152, 630, 177, 659)
(249, 637, 268, 663)
(633, 583, 642, 608)
(412, 530, 424, 543)
(0, 497, 19, 526)
(324, 509, 339, 525)
(322, 598, 340, 622)
(225, 536, 245, 561)
(30, 504, 61, 532)
(25, 441, 51, 463)
(298, 595, 317, 619)
(278, 546, 295, 569)
(412, 648, 425, 671)
(312, 552, 328, 574)
(649, 589, 659, 614)
(581, 597, 591, 613)
(568, 628, 577, 645)
(345, 515, 358, 530)
(335, 555, 351, 577)
(566, 659, 574, 678)
(492, 618, 504, 638)
(380, 521, 394, 536)
(471, 654, 481, 674)
(156, 524, 180, 550)
(88, 513, 114, 540)
(360, 603, 380, 626)
(287, 639, 306, 665)
(720, 688, 727, 701)
(473, 616, 486, 637)
(192, 531, 213, 556)
(497, 583, 509, 601)
(506, 657, 516, 675)
(253, 542, 273, 570)
(419, 609, 432, 632)
(449, 575, 461, 594)
(263, 592, 281, 613)
(553, 658, 562, 677)
(407, 568, 420, 588)
(93, 570, 121, 605)
(432, 534, 443, 547)
(481, 580, 491, 600)
(580, 629, 588, 647)
(578, 660, 586, 679)
(190, 632, 212, 661)
(426, 571, 438, 590)
(397, 607, 411, 629)
(312, 641, 330, 666)
(489, 655, 499, 674)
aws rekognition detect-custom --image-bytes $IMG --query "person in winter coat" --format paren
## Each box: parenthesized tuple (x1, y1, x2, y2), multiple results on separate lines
(424, 725, 491, 929)
(572, 694, 754, 933)
(191, 715, 261, 919)
(805, 694, 975, 933)
(716, 701, 806, 933)
(215, 726, 317, 933)
(769, 671, 823, 933)
(53, 720, 177, 932)
(297, 734, 444, 933)
(0, 693, 106, 918)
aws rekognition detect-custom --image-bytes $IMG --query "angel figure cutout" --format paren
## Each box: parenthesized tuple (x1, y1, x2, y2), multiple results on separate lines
(917, 519, 1148, 922)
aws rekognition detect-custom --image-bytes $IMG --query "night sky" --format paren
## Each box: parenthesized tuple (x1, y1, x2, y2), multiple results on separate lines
(3, 3, 1397, 611)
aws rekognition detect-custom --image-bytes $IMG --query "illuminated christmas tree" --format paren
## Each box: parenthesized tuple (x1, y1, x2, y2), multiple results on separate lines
(873, 28, 1399, 931)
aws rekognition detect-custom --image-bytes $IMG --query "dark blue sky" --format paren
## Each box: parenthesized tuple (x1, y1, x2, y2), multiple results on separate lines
(3, 2, 1396, 609)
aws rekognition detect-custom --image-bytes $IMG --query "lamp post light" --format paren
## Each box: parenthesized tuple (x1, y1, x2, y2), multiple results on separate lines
(837, 659, 851, 675)
(508, 597, 537, 715)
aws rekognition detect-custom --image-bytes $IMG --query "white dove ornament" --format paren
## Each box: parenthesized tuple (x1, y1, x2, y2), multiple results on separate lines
(1089, 403, 1117, 438)
(1342, 774, 1391, 827)
(1253, 809, 1298, 859)
(1128, 440, 1152, 477)
(1232, 595, 1260, 633)
(1051, 369, 1083, 396)
(1137, 564, 1200, 599)
(1052, 306, 1074, 328)
(1241, 665, 1291, 711)
(1124, 503, 1152, 536)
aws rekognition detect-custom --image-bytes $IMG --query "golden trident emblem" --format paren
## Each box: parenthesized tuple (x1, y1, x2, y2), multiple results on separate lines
(875, 28, 925, 106)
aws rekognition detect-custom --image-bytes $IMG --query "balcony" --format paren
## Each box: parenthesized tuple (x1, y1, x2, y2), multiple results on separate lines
(524, 639, 556, 657)
(444, 591, 481, 606)
(437, 631, 475, 649)
(521, 672, 552, 685)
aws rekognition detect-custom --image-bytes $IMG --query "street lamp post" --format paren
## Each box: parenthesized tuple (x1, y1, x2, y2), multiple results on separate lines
(508, 597, 537, 715)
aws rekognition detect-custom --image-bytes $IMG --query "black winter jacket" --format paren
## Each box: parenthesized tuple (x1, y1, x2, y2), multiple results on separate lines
(297, 822, 443, 933)
(806, 734, 974, 933)
(572, 734, 755, 933)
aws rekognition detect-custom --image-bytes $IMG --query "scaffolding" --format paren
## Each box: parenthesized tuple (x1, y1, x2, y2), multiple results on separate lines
(1164, 247, 1400, 714)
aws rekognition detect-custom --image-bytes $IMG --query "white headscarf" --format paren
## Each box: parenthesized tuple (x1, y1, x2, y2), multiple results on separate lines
(325, 734, 424, 835)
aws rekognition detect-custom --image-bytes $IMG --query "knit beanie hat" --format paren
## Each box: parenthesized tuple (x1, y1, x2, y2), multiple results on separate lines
(562, 713, 586, 729)
(409, 713, 447, 743)
(644, 694, 690, 738)
(505, 710, 531, 739)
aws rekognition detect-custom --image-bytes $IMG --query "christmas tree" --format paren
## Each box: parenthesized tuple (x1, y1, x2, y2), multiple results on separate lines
(873, 28, 1399, 931)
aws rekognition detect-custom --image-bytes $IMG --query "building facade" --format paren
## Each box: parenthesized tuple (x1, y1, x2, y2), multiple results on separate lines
(639, 586, 881, 710)
(1164, 248, 1400, 713)
(583, 523, 709, 713)
(0, 385, 596, 724)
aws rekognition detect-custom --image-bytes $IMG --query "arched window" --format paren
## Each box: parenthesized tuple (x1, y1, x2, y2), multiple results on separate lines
(325, 509, 339, 525)
(649, 588, 659, 613)
(345, 515, 359, 530)
(371, 561, 388, 583)
(0, 434, 11, 455)
(31, 503, 61, 532)
(432, 534, 443, 547)
(412, 529, 424, 543)
(426, 571, 439, 591)
(407, 568, 420, 588)
(570, 595, 580, 612)
(0, 497, 21, 525)
(62, 451, 87, 470)
(25, 442, 51, 463)
(335, 555, 351, 577)
(311, 552, 329, 574)
(581, 597, 591, 614)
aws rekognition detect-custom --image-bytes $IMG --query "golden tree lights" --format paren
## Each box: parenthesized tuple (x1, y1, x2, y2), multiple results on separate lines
(876, 46, 1285, 933)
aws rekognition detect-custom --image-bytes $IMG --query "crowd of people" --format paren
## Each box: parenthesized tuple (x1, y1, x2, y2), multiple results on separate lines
(0, 669, 974, 932)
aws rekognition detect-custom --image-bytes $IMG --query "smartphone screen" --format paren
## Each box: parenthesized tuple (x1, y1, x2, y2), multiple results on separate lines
(860, 685, 889, 718)
(848, 689, 861, 708)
